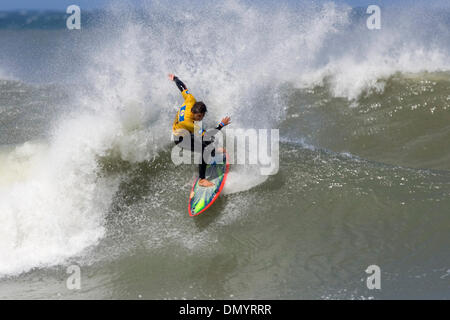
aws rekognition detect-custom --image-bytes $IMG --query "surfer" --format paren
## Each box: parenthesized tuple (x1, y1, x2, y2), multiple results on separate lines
(169, 74, 231, 187)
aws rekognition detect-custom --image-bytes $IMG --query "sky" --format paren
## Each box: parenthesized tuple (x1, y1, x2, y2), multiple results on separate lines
(0, 0, 109, 10)
(0, 0, 449, 11)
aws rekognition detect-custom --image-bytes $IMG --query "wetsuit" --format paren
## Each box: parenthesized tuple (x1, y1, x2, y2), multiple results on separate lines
(172, 76, 225, 179)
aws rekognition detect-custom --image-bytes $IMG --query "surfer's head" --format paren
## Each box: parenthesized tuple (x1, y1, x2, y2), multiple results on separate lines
(192, 101, 207, 121)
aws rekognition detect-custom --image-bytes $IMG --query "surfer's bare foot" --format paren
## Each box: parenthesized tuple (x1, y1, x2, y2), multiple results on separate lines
(199, 179, 214, 187)
(217, 147, 225, 153)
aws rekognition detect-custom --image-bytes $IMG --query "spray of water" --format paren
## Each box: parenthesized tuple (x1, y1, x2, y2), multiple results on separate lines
(0, 0, 449, 276)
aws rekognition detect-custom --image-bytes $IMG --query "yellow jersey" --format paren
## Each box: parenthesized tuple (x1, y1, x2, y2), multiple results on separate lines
(172, 89, 202, 136)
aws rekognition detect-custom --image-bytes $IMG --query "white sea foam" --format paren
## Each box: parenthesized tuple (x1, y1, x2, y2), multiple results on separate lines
(0, 118, 120, 276)
(223, 166, 269, 195)
(1, 0, 449, 276)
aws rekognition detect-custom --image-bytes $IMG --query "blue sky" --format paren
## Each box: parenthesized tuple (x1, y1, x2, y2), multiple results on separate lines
(0, 0, 449, 11)
(0, 0, 108, 10)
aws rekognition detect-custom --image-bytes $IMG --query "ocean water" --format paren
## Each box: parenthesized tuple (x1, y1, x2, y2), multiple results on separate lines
(0, 0, 449, 299)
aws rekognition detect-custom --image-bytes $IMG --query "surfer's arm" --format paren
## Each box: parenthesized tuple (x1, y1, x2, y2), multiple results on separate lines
(202, 117, 230, 136)
(169, 74, 188, 92)
(169, 74, 195, 103)
(173, 76, 187, 92)
(215, 116, 231, 130)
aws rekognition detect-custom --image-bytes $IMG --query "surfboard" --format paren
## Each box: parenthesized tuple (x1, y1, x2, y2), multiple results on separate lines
(188, 149, 229, 217)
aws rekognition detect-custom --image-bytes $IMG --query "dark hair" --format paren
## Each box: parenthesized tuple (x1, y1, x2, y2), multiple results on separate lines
(192, 101, 207, 114)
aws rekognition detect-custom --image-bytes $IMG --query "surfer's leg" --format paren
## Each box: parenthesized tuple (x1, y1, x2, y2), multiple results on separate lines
(175, 134, 215, 187)
(174, 133, 197, 152)
(199, 163, 207, 179)
(198, 139, 215, 187)
(198, 163, 214, 187)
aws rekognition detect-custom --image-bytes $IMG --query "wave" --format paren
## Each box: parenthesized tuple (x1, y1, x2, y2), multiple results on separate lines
(0, 118, 121, 276)
(283, 72, 450, 170)
(1, 0, 449, 277)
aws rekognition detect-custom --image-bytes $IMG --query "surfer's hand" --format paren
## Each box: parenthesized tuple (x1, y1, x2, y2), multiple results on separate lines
(220, 116, 231, 127)
(168, 74, 175, 81)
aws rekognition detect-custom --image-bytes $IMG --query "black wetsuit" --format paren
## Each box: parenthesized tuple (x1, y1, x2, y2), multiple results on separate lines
(172, 76, 225, 179)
